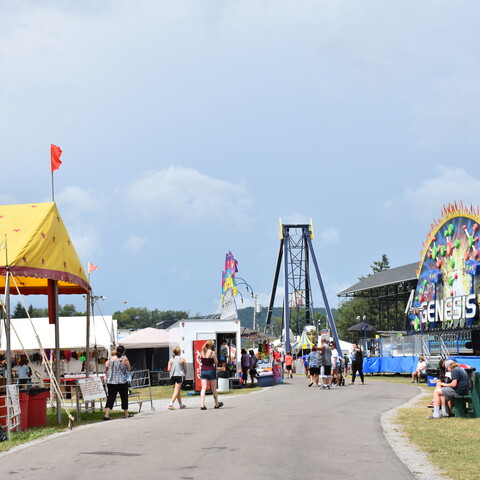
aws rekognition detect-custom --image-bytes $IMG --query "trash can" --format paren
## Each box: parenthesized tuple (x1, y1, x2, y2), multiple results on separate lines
(26, 388, 49, 428)
(0, 393, 7, 430)
(19, 390, 29, 431)
(217, 371, 230, 393)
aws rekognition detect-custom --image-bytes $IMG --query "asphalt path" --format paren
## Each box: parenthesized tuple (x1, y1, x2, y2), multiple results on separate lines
(0, 377, 419, 480)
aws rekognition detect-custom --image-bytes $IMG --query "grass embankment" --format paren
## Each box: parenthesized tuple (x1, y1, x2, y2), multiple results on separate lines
(369, 374, 480, 480)
(0, 383, 260, 452)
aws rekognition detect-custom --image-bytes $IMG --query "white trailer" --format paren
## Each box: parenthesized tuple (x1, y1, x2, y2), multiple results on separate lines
(167, 319, 241, 382)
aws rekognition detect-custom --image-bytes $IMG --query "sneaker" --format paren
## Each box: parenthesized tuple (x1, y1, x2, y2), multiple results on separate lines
(426, 414, 441, 419)
(179, 404, 186, 409)
(168, 404, 174, 410)
(427, 401, 434, 408)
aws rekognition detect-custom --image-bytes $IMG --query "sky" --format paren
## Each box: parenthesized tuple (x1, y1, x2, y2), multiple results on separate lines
(1, 1, 480, 319)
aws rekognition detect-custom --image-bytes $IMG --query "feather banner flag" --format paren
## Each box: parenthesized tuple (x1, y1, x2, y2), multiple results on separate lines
(88, 261, 100, 274)
(50, 144, 63, 172)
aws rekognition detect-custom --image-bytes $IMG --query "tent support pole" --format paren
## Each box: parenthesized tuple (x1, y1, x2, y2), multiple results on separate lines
(48, 279, 62, 424)
(86, 293, 90, 378)
(5, 270, 11, 385)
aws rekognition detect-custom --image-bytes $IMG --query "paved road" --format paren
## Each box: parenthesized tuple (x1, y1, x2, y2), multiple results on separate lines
(0, 377, 419, 480)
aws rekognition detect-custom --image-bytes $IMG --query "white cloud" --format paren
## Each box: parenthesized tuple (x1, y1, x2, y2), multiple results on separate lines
(54, 186, 104, 217)
(124, 235, 146, 253)
(318, 227, 340, 245)
(51, 186, 105, 260)
(68, 226, 100, 261)
(124, 166, 252, 224)
(404, 165, 480, 220)
(0, 193, 17, 205)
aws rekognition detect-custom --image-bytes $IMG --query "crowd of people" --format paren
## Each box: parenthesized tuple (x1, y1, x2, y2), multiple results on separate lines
(300, 340, 364, 388)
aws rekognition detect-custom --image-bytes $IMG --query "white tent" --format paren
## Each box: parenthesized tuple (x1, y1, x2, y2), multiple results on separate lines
(118, 327, 170, 349)
(0, 316, 117, 351)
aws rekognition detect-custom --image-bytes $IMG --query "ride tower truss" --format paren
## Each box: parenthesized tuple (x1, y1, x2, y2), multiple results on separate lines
(264, 220, 341, 353)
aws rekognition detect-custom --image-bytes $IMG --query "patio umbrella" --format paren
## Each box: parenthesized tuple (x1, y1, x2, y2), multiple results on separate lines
(347, 322, 377, 332)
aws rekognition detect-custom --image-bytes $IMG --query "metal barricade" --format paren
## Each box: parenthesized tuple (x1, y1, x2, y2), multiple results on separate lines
(106, 369, 154, 413)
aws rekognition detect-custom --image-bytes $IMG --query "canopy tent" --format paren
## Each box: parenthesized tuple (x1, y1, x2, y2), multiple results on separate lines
(295, 329, 315, 350)
(0, 316, 116, 351)
(119, 327, 170, 372)
(0, 202, 90, 295)
(0, 202, 91, 425)
(119, 327, 170, 349)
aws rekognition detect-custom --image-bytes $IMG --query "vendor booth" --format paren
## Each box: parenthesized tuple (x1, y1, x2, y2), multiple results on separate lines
(119, 327, 170, 375)
(0, 202, 92, 433)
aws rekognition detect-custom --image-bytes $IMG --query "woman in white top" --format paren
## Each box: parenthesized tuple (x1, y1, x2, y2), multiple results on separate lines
(412, 355, 427, 383)
(329, 341, 340, 386)
(167, 346, 187, 410)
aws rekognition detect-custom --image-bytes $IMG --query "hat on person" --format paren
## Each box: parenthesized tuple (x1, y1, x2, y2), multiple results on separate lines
(444, 360, 454, 368)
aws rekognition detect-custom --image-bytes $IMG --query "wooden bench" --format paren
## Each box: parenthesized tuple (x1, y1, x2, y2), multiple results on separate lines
(453, 371, 480, 418)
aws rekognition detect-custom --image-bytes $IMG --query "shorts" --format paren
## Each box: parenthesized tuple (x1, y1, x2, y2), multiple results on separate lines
(309, 367, 320, 375)
(323, 365, 331, 376)
(171, 376, 184, 385)
(286, 365, 292, 371)
(218, 355, 226, 363)
(441, 386, 457, 401)
(200, 369, 217, 381)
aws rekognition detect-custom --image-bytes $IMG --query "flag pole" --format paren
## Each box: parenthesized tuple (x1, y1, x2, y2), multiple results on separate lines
(51, 172, 55, 202)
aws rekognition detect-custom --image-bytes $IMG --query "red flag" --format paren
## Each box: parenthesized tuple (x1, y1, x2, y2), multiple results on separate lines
(88, 261, 100, 274)
(50, 144, 63, 172)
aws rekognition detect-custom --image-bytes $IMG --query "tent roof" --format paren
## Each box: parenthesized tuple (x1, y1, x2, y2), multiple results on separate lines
(0, 202, 90, 294)
(119, 327, 170, 349)
(0, 316, 117, 351)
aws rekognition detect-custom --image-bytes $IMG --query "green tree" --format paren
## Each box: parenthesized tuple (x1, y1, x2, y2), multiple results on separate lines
(59, 304, 83, 316)
(113, 308, 189, 329)
(336, 254, 391, 339)
(12, 302, 26, 318)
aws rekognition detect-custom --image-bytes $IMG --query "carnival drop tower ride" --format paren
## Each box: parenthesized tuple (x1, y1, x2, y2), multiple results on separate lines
(264, 220, 341, 353)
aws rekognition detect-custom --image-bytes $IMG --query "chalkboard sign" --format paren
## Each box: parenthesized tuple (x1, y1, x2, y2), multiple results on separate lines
(77, 377, 106, 401)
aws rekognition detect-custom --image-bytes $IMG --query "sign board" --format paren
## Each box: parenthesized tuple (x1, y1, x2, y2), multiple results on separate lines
(412, 206, 480, 331)
(7, 385, 20, 416)
(77, 377, 106, 401)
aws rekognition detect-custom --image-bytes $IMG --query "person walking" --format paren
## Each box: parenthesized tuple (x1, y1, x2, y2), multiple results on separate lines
(329, 341, 340, 387)
(200, 340, 223, 410)
(167, 346, 187, 410)
(249, 349, 258, 386)
(284, 351, 293, 379)
(241, 349, 250, 386)
(350, 342, 365, 385)
(103, 345, 132, 420)
(320, 338, 332, 389)
(308, 347, 320, 387)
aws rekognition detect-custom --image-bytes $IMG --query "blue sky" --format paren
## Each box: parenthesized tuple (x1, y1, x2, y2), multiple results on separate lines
(1, 1, 480, 318)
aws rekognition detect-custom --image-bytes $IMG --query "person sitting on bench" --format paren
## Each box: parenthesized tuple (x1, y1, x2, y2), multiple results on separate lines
(412, 355, 427, 383)
(427, 360, 470, 419)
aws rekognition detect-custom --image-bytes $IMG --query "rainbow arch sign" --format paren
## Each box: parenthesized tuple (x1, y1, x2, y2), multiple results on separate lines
(412, 203, 480, 331)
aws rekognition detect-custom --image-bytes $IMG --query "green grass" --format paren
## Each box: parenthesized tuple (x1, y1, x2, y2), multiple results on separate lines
(367, 374, 480, 480)
(0, 408, 128, 452)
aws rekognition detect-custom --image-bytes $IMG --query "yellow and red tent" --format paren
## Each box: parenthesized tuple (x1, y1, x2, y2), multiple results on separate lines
(0, 202, 90, 295)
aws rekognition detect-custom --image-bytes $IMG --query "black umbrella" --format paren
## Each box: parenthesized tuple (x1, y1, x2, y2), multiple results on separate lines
(347, 322, 377, 332)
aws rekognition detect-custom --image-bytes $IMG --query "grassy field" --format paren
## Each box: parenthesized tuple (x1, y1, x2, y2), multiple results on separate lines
(369, 374, 480, 480)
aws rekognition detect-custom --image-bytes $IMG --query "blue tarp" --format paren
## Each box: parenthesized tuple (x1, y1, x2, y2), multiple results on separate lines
(363, 356, 417, 373)
(363, 356, 480, 374)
